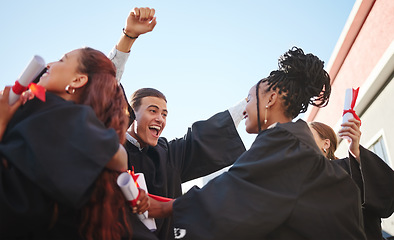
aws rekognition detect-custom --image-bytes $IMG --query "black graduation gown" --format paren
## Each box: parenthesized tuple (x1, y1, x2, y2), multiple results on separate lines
(172, 119, 366, 240)
(0, 93, 157, 239)
(333, 147, 394, 240)
(125, 110, 246, 240)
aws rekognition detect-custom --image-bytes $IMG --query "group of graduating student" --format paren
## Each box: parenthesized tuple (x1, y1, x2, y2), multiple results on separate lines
(0, 6, 393, 240)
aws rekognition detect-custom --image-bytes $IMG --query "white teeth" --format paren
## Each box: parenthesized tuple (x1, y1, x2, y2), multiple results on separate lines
(149, 126, 161, 130)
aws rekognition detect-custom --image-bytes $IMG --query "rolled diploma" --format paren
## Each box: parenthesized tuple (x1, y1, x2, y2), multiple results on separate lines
(135, 173, 157, 231)
(9, 55, 46, 105)
(341, 88, 353, 140)
(117, 172, 157, 231)
(342, 88, 355, 124)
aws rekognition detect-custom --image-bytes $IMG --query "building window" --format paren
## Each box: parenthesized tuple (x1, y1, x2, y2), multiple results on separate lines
(368, 136, 390, 166)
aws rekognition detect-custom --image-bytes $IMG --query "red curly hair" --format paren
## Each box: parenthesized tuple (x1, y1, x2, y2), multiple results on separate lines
(74, 47, 132, 240)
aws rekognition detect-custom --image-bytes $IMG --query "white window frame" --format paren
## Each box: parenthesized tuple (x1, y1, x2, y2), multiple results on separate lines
(365, 129, 392, 169)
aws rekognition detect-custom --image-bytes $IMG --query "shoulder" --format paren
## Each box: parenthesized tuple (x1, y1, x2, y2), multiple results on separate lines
(152, 137, 169, 151)
(254, 120, 313, 147)
(248, 120, 323, 165)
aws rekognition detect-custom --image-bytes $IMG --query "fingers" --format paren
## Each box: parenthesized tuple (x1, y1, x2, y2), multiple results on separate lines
(345, 118, 361, 128)
(139, 7, 155, 21)
(0, 86, 12, 100)
(148, 17, 157, 31)
(132, 188, 150, 214)
(339, 118, 361, 134)
(0, 86, 22, 130)
(1, 86, 22, 108)
(148, 8, 155, 21)
(132, 7, 140, 18)
(124, 7, 157, 37)
(21, 90, 34, 104)
(132, 7, 155, 21)
(339, 118, 361, 143)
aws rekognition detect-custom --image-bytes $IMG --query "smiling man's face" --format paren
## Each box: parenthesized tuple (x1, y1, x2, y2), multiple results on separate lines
(129, 96, 167, 148)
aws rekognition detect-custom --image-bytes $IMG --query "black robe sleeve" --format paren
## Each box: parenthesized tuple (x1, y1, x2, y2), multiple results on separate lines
(172, 122, 365, 240)
(348, 146, 394, 239)
(353, 146, 394, 218)
(0, 93, 119, 208)
(167, 110, 246, 183)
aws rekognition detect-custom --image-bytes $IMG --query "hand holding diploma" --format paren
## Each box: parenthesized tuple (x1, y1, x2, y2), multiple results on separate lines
(338, 118, 362, 162)
(0, 86, 24, 141)
(117, 171, 157, 231)
(340, 88, 362, 161)
(9, 55, 46, 105)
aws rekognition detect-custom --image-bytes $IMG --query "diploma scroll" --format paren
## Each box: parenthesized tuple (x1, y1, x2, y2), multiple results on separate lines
(341, 87, 361, 141)
(342, 87, 361, 124)
(9, 55, 46, 105)
(117, 172, 157, 231)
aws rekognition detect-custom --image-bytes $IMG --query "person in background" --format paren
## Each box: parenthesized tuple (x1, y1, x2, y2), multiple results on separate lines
(108, 7, 247, 240)
(309, 120, 394, 240)
(148, 47, 367, 240)
(0, 47, 154, 240)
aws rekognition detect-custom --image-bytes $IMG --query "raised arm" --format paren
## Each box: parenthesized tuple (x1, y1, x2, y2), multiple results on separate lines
(108, 7, 157, 81)
(338, 118, 361, 162)
(229, 98, 247, 128)
(117, 7, 157, 53)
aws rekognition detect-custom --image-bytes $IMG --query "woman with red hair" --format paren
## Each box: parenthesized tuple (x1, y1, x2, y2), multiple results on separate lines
(0, 47, 154, 240)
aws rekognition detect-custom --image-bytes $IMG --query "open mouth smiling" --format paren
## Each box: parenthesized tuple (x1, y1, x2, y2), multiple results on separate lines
(149, 125, 161, 137)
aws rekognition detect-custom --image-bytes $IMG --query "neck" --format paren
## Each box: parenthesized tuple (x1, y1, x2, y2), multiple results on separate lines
(127, 129, 147, 148)
(263, 114, 291, 130)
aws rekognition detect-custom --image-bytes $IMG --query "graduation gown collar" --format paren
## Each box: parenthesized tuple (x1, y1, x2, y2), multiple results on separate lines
(265, 119, 322, 154)
(126, 132, 143, 151)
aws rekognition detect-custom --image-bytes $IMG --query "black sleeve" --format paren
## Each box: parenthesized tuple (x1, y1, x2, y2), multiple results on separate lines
(353, 145, 394, 218)
(1, 100, 119, 208)
(167, 110, 246, 182)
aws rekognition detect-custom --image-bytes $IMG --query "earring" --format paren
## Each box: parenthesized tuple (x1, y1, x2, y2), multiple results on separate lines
(264, 105, 268, 124)
(323, 148, 327, 153)
(65, 85, 76, 94)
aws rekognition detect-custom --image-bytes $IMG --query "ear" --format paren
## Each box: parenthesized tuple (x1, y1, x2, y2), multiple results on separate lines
(71, 74, 88, 89)
(266, 91, 278, 107)
(323, 139, 331, 150)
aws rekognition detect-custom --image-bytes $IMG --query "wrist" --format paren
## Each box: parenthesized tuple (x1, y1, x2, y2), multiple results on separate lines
(122, 28, 138, 39)
(162, 200, 174, 217)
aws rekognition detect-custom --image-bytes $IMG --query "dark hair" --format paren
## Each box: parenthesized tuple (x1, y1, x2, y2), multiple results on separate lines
(70, 47, 132, 240)
(130, 88, 167, 112)
(309, 121, 338, 160)
(255, 47, 331, 131)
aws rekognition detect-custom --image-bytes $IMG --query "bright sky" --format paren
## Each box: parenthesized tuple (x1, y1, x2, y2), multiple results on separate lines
(1, 0, 355, 150)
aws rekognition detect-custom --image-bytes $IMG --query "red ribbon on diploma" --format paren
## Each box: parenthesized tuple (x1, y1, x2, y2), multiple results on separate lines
(127, 168, 173, 206)
(342, 87, 361, 125)
(12, 80, 46, 102)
